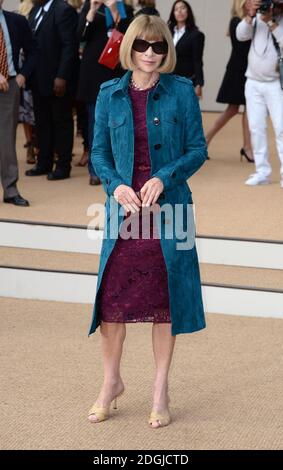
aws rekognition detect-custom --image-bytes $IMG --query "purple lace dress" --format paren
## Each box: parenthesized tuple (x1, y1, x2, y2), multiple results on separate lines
(97, 83, 171, 324)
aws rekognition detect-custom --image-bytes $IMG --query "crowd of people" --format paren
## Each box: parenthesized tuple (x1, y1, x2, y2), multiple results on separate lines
(0, 0, 283, 208)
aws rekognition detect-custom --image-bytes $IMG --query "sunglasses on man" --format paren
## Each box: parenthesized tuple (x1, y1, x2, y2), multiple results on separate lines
(132, 39, 168, 55)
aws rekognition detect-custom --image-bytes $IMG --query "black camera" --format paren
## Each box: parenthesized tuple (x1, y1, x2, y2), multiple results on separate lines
(259, 0, 283, 13)
(258, 0, 274, 13)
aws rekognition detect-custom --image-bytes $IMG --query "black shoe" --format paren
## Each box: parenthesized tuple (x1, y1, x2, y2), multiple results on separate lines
(47, 169, 70, 181)
(4, 194, 30, 207)
(25, 165, 50, 176)
(240, 148, 254, 163)
(89, 175, 101, 186)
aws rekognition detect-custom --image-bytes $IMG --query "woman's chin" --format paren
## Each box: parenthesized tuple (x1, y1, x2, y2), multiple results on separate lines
(138, 64, 159, 73)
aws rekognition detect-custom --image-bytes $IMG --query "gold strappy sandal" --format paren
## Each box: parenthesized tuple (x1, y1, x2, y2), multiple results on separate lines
(88, 389, 124, 423)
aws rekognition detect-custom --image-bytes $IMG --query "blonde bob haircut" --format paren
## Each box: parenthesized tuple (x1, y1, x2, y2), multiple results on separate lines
(119, 15, 176, 73)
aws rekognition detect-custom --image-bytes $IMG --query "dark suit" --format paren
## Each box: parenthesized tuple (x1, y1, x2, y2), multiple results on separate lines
(29, 0, 79, 174)
(3, 10, 37, 80)
(172, 27, 205, 88)
(0, 10, 36, 199)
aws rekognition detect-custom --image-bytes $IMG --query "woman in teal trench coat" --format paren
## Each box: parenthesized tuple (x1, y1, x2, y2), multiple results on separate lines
(87, 13, 207, 428)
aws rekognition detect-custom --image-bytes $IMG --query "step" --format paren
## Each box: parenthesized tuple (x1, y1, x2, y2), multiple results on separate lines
(1, 219, 282, 320)
(1, 219, 282, 270)
(1, 247, 283, 291)
(1, 265, 282, 319)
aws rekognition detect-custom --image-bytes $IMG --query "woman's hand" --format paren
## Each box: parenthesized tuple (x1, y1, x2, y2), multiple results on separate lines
(90, 0, 102, 11)
(114, 184, 142, 214)
(16, 74, 26, 89)
(87, 1, 102, 22)
(249, 0, 261, 17)
(140, 177, 164, 207)
(195, 85, 202, 99)
(0, 73, 9, 92)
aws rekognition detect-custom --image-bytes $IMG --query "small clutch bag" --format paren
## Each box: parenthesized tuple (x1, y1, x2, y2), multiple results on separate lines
(98, 28, 124, 70)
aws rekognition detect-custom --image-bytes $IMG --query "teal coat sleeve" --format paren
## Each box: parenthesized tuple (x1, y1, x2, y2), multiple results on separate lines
(152, 82, 207, 190)
(90, 89, 126, 197)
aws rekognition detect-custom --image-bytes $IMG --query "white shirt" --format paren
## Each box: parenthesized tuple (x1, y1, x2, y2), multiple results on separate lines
(236, 13, 283, 82)
(173, 25, 186, 46)
(34, 0, 55, 30)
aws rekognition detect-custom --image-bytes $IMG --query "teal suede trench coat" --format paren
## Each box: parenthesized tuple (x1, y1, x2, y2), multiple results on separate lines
(88, 70, 208, 337)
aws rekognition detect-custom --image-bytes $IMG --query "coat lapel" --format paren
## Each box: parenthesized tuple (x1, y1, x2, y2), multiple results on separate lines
(175, 28, 190, 50)
(29, 6, 40, 29)
(3, 11, 16, 63)
(33, 0, 57, 35)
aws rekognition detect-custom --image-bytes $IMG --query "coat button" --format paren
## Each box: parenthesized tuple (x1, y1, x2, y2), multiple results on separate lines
(153, 93, 160, 101)
(153, 117, 160, 126)
(173, 117, 178, 123)
(154, 144, 162, 150)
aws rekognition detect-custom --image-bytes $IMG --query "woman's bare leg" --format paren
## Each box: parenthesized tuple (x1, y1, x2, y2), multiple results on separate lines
(89, 321, 126, 422)
(206, 104, 239, 146)
(242, 109, 254, 160)
(23, 122, 33, 144)
(151, 323, 176, 428)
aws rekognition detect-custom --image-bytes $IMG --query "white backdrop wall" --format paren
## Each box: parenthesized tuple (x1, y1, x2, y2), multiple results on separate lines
(157, 0, 232, 111)
(4, 0, 19, 11)
(6, 0, 233, 111)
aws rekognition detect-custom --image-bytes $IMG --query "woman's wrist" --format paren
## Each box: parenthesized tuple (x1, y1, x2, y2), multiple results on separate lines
(245, 14, 255, 24)
(87, 3, 100, 22)
(86, 10, 96, 22)
(267, 19, 278, 31)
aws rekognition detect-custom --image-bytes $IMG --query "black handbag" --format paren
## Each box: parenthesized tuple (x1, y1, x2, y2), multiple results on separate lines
(272, 34, 283, 90)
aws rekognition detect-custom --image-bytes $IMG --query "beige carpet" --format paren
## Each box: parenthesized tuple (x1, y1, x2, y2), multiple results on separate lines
(1, 297, 283, 450)
(0, 114, 282, 240)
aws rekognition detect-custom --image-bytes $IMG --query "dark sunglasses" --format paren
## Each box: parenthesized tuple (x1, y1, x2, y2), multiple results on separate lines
(132, 39, 168, 55)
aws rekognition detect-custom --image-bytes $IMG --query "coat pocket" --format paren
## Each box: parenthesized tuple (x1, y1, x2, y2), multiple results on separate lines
(108, 114, 127, 151)
(163, 113, 183, 155)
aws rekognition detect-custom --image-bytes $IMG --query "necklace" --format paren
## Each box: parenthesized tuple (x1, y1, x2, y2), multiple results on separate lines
(130, 76, 159, 91)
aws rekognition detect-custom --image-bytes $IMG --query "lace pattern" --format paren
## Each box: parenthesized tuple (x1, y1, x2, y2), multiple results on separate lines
(98, 84, 171, 324)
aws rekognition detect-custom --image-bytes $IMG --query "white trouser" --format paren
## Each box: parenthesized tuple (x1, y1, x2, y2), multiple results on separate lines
(245, 78, 283, 178)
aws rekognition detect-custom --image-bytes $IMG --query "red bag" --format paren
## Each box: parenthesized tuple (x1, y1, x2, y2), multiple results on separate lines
(98, 29, 124, 70)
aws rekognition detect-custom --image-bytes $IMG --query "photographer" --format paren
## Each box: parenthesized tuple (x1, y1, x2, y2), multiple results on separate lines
(236, 0, 283, 187)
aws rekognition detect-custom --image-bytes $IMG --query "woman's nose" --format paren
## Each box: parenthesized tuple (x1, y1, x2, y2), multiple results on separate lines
(145, 47, 154, 56)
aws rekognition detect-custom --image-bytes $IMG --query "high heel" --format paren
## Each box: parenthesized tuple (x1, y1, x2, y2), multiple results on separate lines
(149, 392, 171, 428)
(75, 150, 89, 167)
(240, 148, 254, 163)
(26, 143, 36, 164)
(88, 389, 124, 423)
(89, 175, 101, 186)
(148, 409, 171, 428)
